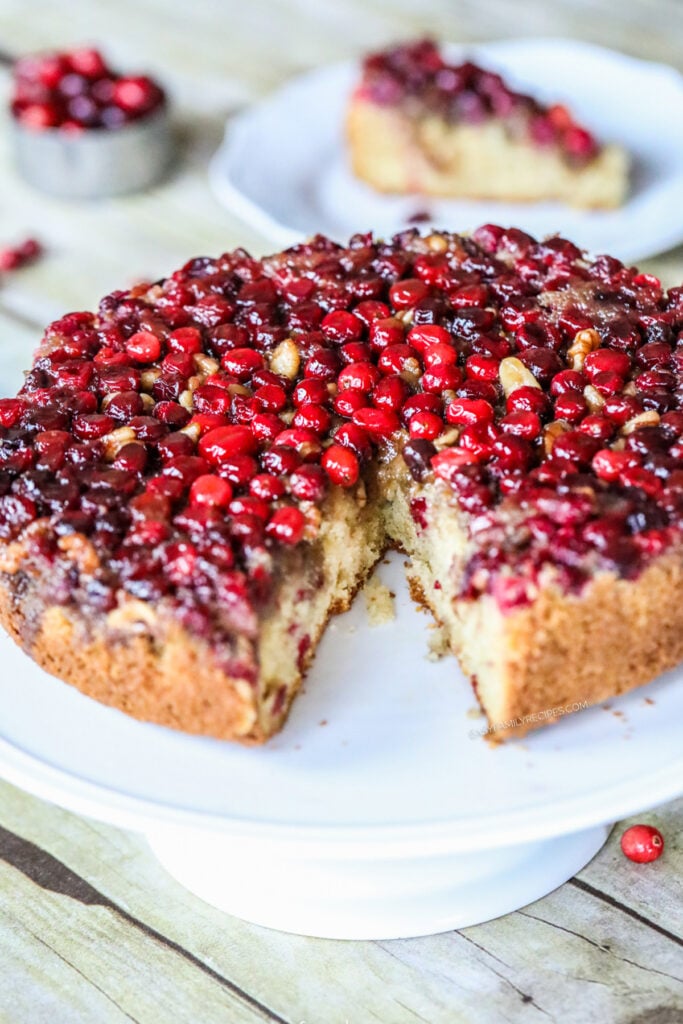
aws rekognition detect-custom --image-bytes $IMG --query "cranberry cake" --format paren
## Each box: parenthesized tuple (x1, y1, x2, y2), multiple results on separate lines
(347, 40, 628, 208)
(0, 226, 682, 743)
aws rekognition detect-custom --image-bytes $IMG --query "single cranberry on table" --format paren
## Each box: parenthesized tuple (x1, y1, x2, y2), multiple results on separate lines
(0, 237, 43, 273)
(10, 46, 171, 198)
(620, 824, 664, 863)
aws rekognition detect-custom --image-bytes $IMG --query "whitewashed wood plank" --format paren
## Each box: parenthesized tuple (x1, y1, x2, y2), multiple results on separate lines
(0, 856, 279, 1024)
(0, 781, 681, 1024)
(0, 912, 135, 1024)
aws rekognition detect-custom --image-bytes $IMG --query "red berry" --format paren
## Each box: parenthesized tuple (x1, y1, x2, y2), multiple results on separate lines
(251, 413, 284, 443)
(322, 444, 359, 487)
(352, 406, 400, 439)
(372, 375, 409, 412)
(113, 75, 161, 114)
(189, 474, 233, 508)
(334, 390, 367, 418)
(254, 383, 288, 412)
(500, 411, 542, 439)
(199, 425, 257, 464)
(337, 361, 380, 393)
(389, 278, 429, 309)
(67, 48, 107, 78)
(168, 327, 203, 355)
(289, 464, 328, 503)
(321, 309, 363, 341)
(423, 344, 458, 369)
(401, 393, 442, 425)
(17, 101, 60, 128)
(592, 449, 637, 482)
(0, 398, 25, 427)
(369, 318, 404, 351)
(293, 402, 332, 435)
(620, 824, 664, 863)
(221, 347, 265, 380)
(466, 354, 499, 382)
(431, 448, 477, 480)
(250, 474, 286, 501)
(421, 365, 462, 393)
(293, 378, 328, 406)
(266, 506, 307, 545)
(126, 330, 162, 363)
(407, 323, 452, 354)
(445, 398, 494, 426)
(409, 410, 443, 440)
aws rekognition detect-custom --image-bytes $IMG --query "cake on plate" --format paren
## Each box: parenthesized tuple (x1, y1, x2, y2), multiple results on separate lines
(0, 226, 681, 742)
(347, 40, 629, 208)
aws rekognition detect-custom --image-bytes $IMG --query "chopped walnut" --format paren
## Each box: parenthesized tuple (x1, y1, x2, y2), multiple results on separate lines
(270, 339, 300, 379)
(621, 410, 660, 434)
(543, 420, 567, 454)
(499, 356, 541, 396)
(583, 384, 605, 412)
(101, 426, 137, 461)
(567, 328, 600, 370)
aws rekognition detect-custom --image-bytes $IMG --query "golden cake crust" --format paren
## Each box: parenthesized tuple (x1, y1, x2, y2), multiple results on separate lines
(0, 579, 265, 742)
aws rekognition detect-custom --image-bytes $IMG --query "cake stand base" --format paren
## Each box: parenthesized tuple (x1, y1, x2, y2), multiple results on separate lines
(146, 823, 610, 940)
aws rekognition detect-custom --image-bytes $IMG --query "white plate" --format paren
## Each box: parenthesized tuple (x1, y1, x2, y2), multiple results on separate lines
(0, 550, 681, 937)
(209, 38, 683, 263)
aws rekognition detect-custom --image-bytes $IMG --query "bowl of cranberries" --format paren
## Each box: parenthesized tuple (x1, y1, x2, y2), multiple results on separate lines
(9, 47, 172, 198)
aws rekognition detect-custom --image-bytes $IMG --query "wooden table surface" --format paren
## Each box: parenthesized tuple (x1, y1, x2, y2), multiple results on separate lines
(0, 2, 681, 1021)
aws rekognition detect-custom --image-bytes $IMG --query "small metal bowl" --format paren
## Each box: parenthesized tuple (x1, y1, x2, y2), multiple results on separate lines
(11, 106, 174, 199)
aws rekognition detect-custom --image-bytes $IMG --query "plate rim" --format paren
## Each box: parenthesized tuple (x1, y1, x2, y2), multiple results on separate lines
(2, 722, 682, 854)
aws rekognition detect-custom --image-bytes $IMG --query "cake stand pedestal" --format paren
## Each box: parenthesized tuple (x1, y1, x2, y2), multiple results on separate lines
(146, 823, 609, 939)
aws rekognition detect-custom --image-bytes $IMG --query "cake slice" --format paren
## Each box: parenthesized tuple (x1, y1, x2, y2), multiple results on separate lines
(347, 40, 629, 208)
(0, 226, 681, 743)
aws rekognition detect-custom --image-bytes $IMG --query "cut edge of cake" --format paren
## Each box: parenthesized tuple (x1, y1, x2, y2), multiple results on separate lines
(347, 100, 629, 209)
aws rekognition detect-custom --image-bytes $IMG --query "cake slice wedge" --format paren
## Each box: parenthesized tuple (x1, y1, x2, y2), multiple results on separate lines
(347, 40, 629, 208)
(0, 226, 681, 743)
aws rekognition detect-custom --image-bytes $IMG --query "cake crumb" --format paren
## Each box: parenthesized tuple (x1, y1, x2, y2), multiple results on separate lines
(426, 624, 450, 661)
(466, 705, 484, 720)
(364, 576, 396, 626)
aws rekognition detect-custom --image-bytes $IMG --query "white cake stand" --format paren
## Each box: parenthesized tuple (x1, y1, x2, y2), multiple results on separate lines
(1, 551, 681, 939)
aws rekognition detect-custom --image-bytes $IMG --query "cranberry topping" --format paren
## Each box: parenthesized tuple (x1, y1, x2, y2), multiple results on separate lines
(0, 225, 680, 644)
(357, 40, 600, 166)
(11, 48, 165, 132)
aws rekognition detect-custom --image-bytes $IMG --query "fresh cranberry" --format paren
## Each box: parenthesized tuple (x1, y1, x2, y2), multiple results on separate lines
(199, 425, 257, 464)
(409, 410, 443, 440)
(321, 310, 363, 341)
(352, 406, 400, 439)
(322, 444, 360, 487)
(445, 398, 494, 426)
(369, 318, 404, 351)
(220, 348, 264, 380)
(250, 473, 286, 501)
(112, 75, 162, 115)
(266, 506, 307, 545)
(337, 361, 380, 393)
(289, 464, 328, 503)
(389, 278, 429, 309)
(125, 331, 162, 363)
(620, 824, 664, 863)
(190, 474, 233, 508)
